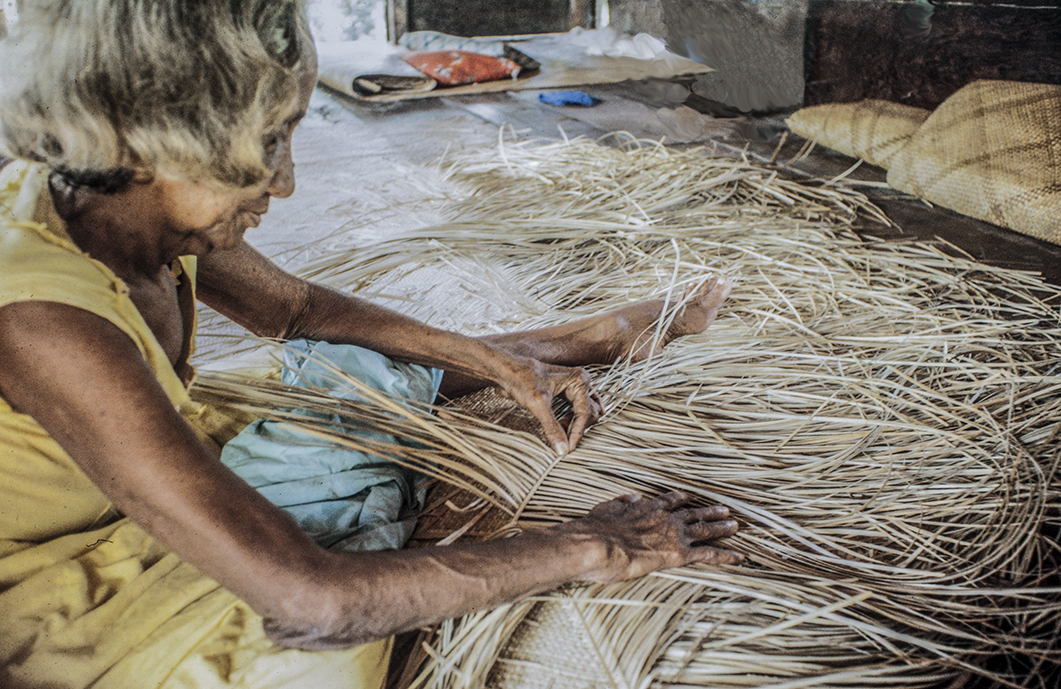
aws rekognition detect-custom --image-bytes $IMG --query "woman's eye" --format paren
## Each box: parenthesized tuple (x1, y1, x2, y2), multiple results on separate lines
(263, 121, 298, 167)
(263, 134, 285, 164)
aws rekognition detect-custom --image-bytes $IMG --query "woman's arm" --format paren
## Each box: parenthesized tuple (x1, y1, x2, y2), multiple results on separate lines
(0, 300, 742, 650)
(197, 240, 599, 454)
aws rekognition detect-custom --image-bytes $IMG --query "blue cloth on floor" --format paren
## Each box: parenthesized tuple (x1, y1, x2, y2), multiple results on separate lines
(220, 340, 443, 552)
(538, 91, 601, 107)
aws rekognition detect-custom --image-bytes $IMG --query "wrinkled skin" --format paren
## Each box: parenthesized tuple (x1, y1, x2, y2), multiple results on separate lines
(561, 491, 742, 582)
(0, 61, 741, 652)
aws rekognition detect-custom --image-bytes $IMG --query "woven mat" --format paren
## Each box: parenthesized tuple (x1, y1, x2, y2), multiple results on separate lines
(486, 600, 617, 689)
(786, 80, 1061, 244)
(409, 388, 545, 544)
(785, 99, 929, 168)
(887, 80, 1061, 245)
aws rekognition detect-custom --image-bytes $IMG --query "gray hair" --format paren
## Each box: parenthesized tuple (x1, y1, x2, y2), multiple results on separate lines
(0, 0, 314, 190)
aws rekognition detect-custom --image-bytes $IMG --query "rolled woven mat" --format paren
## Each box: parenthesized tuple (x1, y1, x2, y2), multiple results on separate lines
(785, 99, 929, 168)
(887, 80, 1061, 245)
(787, 80, 1061, 245)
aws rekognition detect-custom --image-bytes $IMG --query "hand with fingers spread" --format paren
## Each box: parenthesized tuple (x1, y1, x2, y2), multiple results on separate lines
(557, 490, 743, 583)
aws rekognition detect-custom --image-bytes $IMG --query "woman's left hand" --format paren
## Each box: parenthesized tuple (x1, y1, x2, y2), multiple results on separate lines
(197, 243, 604, 455)
(496, 357, 604, 455)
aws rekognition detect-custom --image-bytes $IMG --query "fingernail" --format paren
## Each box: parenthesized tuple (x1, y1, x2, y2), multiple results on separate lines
(554, 441, 569, 456)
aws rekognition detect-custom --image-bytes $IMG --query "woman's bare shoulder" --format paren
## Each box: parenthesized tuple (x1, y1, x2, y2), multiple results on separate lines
(0, 300, 143, 396)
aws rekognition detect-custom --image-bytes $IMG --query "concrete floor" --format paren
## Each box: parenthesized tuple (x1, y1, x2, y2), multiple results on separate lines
(196, 81, 748, 368)
(262, 80, 1061, 283)
(194, 80, 1061, 373)
(219, 81, 1061, 689)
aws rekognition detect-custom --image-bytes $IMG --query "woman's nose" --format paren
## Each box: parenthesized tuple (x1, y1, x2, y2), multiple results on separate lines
(267, 147, 296, 198)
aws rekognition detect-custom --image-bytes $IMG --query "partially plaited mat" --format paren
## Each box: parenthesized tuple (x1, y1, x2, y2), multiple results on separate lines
(887, 80, 1061, 245)
(191, 134, 1061, 689)
(785, 99, 929, 168)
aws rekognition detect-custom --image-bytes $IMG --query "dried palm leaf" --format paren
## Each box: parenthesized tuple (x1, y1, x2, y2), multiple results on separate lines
(191, 132, 1061, 688)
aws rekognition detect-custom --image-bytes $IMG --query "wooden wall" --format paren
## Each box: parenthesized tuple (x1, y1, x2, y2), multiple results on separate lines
(805, 0, 1061, 110)
(389, 0, 593, 40)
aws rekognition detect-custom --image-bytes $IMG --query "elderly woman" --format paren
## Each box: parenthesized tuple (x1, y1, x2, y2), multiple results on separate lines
(0, 2, 739, 687)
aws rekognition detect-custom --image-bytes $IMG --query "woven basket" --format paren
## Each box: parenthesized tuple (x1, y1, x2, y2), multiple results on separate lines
(886, 80, 1061, 245)
(785, 99, 929, 168)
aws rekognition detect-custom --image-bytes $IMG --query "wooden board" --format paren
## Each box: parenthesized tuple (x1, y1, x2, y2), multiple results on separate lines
(316, 33, 712, 103)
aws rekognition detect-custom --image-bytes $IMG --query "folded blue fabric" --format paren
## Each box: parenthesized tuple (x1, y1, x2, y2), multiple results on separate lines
(220, 340, 443, 552)
(538, 91, 601, 107)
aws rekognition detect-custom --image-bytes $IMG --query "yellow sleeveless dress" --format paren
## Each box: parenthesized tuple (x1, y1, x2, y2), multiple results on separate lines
(0, 161, 390, 689)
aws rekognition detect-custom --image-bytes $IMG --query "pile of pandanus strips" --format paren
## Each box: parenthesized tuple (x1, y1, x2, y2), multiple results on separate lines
(191, 133, 1061, 688)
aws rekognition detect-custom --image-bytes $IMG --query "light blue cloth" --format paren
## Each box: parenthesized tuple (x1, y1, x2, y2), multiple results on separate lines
(220, 340, 444, 552)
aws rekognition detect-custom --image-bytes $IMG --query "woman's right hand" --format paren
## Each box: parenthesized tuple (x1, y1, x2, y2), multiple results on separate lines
(267, 490, 743, 650)
(556, 491, 743, 583)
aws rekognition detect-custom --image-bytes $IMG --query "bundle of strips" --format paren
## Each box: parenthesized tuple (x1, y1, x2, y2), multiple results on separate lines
(191, 132, 1061, 688)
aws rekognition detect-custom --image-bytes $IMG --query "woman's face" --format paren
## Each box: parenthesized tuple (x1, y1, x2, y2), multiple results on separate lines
(154, 66, 317, 254)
